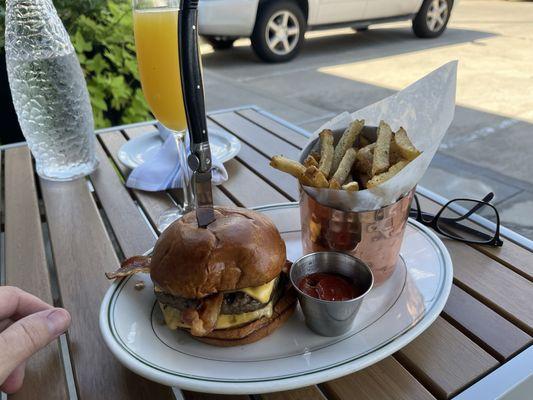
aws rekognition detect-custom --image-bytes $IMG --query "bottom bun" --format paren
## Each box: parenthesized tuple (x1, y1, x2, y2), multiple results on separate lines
(193, 288, 296, 347)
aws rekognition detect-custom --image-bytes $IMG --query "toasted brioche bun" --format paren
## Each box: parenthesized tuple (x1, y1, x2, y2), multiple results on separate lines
(195, 288, 297, 347)
(150, 207, 286, 299)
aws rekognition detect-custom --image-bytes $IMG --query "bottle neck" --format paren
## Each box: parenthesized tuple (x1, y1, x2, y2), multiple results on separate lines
(5, 0, 74, 62)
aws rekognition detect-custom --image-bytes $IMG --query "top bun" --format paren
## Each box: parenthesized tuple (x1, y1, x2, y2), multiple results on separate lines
(150, 207, 286, 299)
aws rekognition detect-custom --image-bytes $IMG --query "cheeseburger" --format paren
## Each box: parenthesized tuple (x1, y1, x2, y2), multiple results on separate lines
(108, 206, 296, 346)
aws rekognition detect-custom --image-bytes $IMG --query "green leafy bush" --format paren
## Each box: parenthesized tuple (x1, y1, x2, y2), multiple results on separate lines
(1, 0, 152, 128)
(70, 0, 151, 127)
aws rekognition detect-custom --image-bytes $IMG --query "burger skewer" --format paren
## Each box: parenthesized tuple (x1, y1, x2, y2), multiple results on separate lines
(179, 0, 215, 228)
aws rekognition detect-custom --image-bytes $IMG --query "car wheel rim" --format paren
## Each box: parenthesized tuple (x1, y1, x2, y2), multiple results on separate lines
(426, 0, 448, 32)
(265, 10, 300, 56)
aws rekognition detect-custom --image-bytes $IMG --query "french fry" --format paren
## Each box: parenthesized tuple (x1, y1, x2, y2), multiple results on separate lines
(304, 166, 329, 188)
(270, 156, 312, 185)
(342, 181, 359, 192)
(303, 155, 319, 168)
(329, 179, 341, 190)
(371, 121, 393, 176)
(367, 160, 408, 188)
(355, 143, 375, 175)
(332, 119, 364, 173)
(318, 129, 334, 177)
(331, 148, 357, 185)
(394, 127, 421, 161)
(310, 151, 321, 163)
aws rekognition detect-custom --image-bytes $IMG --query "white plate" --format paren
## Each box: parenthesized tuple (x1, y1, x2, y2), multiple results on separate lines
(100, 203, 453, 394)
(117, 128, 241, 169)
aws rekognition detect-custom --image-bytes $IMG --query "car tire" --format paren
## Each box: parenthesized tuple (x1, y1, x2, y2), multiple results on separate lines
(203, 36, 236, 50)
(412, 0, 452, 38)
(251, 1, 306, 63)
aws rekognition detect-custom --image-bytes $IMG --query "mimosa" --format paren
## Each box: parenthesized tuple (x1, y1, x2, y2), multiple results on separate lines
(133, 8, 187, 132)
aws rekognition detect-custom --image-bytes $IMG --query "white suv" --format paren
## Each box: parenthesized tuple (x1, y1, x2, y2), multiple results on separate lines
(199, 0, 454, 62)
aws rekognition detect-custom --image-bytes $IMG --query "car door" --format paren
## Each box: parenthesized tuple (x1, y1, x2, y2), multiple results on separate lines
(314, 0, 367, 25)
(364, 0, 422, 20)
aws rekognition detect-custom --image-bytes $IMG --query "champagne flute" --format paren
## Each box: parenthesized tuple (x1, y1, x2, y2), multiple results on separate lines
(132, 0, 193, 230)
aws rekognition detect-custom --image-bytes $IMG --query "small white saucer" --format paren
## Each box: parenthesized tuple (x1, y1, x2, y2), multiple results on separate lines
(118, 128, 241, 170)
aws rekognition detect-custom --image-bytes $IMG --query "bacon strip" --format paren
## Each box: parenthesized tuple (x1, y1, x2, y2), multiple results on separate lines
(181, 293, 223, 337)
(105, 256, 151, 280)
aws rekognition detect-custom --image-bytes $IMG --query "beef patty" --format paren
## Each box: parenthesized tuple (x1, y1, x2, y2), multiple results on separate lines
(155, 276, 285, 315)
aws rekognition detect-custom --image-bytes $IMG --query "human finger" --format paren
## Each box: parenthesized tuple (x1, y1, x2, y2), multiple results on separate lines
(0, 286, 52, 321)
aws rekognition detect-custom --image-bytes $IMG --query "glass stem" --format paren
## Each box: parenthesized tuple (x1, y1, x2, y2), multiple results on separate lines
(174, 130, 194, 211)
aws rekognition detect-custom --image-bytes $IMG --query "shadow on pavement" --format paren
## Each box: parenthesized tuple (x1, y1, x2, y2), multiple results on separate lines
(202, 27, 496, 76)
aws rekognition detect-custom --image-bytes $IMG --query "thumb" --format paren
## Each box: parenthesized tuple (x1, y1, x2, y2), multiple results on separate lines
(0, 308, 70, 382)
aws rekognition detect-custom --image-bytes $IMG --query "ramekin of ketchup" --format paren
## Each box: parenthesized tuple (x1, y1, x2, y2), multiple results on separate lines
(289, 251, 374, 336)
(298, 273, 363, 301)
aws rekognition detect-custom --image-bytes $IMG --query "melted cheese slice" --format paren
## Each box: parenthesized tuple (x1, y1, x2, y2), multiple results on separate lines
(239, 277, 277, 303)
(160, 302, 273, 330)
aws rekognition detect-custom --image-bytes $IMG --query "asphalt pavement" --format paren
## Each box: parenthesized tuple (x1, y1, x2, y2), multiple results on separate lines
(201, 0, 533, 241)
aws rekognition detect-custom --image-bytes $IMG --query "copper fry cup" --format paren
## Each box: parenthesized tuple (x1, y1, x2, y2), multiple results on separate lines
(300, 188, 414, 285)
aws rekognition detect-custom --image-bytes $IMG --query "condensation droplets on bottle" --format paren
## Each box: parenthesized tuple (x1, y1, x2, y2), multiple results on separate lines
(5, 0, 98, 180)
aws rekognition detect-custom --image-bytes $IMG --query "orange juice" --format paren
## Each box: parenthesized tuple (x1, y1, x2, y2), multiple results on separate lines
(133, 8, 186, 132)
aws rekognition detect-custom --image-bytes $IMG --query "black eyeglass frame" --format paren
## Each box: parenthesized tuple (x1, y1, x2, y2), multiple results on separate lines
(410, 194, 503, 247)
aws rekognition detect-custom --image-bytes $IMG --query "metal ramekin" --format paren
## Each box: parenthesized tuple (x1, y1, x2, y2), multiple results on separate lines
(290, 252, 373, 337)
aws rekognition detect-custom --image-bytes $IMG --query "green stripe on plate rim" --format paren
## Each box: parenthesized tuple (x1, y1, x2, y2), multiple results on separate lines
(107, 203, 449, 383)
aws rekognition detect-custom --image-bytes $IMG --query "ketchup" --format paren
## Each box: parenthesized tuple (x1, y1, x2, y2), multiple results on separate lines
(298, 273, 361, 301)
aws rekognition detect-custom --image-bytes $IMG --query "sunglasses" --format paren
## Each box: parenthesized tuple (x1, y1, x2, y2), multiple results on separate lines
(410, 192, 503, 247)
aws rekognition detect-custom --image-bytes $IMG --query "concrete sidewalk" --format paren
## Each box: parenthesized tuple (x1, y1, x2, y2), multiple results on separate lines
(201, 0, 533, 240)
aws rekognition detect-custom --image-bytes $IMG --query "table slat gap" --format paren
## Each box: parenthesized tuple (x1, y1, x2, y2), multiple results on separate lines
(235, 109, 307, 150)
(441, 285, 532, 362)
(4, 147, 70, 400)
(57, 333, 80, 400)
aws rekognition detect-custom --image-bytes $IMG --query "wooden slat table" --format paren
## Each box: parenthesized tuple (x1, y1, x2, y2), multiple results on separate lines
(1, 106, 531, 400)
